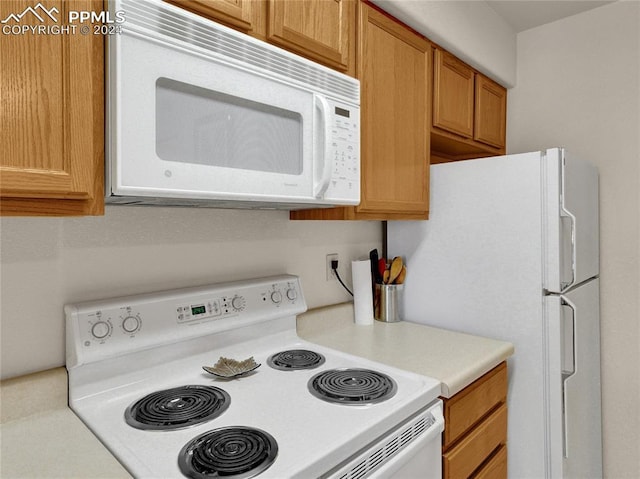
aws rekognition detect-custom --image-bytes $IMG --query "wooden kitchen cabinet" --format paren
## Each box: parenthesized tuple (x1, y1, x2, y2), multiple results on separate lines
(431, 47, 507, 163)
(0, 0, 104, 216)
(474, 74, 507, 149)
(433, 49, 474, 139)
(267, 0, 355, 75)
(165, 0, 267, 39)
(166, 0, 355, 74)
(473, 444, 507, 479)
(442, 362, 508, 479)
(291, 1, 431, 220)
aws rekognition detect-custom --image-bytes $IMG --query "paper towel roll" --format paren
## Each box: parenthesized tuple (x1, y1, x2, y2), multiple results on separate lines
(352, 259, 374, 325)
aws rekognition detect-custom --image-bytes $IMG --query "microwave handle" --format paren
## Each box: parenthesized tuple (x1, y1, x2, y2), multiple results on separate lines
(314, 95, 333, 199)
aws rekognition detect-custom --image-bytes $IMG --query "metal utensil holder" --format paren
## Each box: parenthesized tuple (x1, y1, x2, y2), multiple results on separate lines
(374, 284, 403, 323)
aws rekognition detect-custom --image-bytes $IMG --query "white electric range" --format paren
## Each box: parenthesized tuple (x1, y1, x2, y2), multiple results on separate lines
(65, 275, 443, 478)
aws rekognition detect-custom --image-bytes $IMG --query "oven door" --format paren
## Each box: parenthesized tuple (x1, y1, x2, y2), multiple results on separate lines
(326, 400, 444, 479)
(108, 27, 326, 205)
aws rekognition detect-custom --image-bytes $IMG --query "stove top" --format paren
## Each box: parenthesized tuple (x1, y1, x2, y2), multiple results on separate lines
(178, 426, 278, 479)
(308, 368, 397, 405)
(266, 349, 325, 371)
(124, 385, 230, 431)
(65, 275, 441, 478)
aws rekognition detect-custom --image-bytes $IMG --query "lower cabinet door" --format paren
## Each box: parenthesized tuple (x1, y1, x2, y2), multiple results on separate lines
(473, 444, 507, 479)
(443, 404, 507, 478)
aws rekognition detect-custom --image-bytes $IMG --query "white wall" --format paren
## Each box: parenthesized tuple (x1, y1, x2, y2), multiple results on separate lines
(0, 208, 380, 379)
(507, 2, 640, 476)
(371, 0, 517, 86)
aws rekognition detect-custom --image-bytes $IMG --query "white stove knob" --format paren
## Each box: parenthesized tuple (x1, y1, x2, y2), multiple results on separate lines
(286, 288, 297, 301)
(231, 295, 246, 311)
(122, 315, 141, 333)
(91, 321, 111, 340)
(270, 291, 282, 304)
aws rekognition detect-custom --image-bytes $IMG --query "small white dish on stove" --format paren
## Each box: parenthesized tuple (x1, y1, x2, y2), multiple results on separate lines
(202, 356, 261, 379)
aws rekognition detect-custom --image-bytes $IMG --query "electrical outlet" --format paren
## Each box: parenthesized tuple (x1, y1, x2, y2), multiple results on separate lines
(326, 253, 339, 281)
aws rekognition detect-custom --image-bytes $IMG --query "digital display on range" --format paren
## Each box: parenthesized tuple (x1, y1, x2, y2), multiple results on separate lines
(335, 107, 350, 118)
(191, 305, 206, 315)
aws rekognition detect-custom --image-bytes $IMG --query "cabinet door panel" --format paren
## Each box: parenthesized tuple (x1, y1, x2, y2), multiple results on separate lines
(357, 4, 430, 216)
(443, 403, 507, 479)
(443, 362, 507, 447)
(2, 0, 67, 195)
(474, 444, 508, 479)
(474, 74, 507, 148)
(433, 49, 474, 138)
(267, 0, 354, 72)
(166, 0, 265, 37)
(0, 0, 104, 215)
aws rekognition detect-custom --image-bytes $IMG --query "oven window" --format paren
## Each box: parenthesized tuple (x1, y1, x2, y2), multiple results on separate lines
(155, 78, 303, 175)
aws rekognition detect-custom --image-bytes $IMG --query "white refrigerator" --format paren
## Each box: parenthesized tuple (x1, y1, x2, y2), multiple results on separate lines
(388, 148, 602, 478)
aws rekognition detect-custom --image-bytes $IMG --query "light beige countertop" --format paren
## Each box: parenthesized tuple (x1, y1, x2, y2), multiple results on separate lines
(0, 368, 131, 478)
(297, 303, 514, 397)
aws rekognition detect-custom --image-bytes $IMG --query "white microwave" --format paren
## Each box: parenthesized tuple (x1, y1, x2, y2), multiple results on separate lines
(106, 0, 360, 209)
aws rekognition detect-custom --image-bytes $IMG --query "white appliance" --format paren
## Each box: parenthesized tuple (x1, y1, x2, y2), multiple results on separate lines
(65, 275, 443, 478)
(389, 148, 602, 478)
(106, 0, 360, 209)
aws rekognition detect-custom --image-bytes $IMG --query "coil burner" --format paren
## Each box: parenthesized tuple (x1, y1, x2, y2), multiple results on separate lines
(125, 385, 230, 431)
(266, 349, 326, 371)
(308, 368, 398, 405)
(178, 426, 278, 479)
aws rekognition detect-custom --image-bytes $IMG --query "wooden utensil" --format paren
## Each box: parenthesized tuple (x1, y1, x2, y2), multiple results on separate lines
(388, 256, 403, 284)
(395, 265, 407, 284)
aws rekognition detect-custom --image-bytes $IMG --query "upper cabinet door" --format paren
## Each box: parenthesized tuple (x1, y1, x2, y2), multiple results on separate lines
(165, 0, 266, 38)
(356, 3, 431, 217)
(0, 0, 104, 216)
(433, 49, 474, 138)
(474, 74, 507, 148)
(267, 0, 355, 74)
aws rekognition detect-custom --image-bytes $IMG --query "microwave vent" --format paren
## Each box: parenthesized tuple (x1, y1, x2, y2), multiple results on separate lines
(118, 0, 359, 103)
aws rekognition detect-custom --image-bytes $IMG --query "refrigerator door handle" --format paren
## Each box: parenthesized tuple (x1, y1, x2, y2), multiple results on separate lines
(558, 149, 599, 291)
(560, 205, 577, 292)
(561, 298, 576, 458)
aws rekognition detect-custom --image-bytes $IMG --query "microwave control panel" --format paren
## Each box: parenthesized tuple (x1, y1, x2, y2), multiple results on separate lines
(326, 99, 360, 203)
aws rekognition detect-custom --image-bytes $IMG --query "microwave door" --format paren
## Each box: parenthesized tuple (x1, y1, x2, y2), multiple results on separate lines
(109, 32, 316, 202)
(154, 78, 306, 179)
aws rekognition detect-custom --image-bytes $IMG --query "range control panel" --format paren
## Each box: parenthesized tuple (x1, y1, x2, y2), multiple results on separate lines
(65, 275, 306, 368)
(175, 280, 298, 324)
(81, 306, 143, 343)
